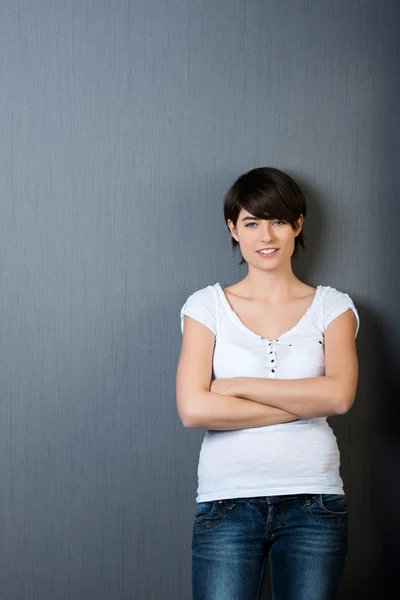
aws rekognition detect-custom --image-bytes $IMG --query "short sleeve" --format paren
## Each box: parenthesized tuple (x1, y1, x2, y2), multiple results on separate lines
(322, 287, 360, 338)
(180, 286, 217, 336)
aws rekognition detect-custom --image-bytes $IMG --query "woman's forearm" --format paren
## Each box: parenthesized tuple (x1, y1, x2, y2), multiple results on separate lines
(183, 390, 300, 430)
(229, 376, 343, 417)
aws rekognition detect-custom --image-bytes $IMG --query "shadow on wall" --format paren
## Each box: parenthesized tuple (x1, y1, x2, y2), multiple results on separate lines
(336, 303, 398, 599)
(334, 305, 388, 600)
(367, 307, 400, 599)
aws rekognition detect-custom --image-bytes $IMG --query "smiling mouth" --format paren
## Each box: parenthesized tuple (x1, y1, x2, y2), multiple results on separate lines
(257, 249, 279, 255)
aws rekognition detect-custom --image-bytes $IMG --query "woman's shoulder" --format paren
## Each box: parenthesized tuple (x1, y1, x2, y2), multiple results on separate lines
(181, 282, 219, 305)
(318, 284, 355, 302)
(318, 284, 360, 336)
(180, 283, 219, 335)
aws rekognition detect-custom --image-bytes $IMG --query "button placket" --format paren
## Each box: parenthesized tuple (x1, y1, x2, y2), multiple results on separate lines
(265, 340, 277, 378)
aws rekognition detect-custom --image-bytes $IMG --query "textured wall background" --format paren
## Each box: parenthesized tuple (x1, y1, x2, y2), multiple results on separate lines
(0, 1, 399, 598)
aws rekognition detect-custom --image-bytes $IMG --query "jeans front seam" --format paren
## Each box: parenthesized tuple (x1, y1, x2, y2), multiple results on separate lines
(269, 552, 275, 600)
(255, 554, 267, 600)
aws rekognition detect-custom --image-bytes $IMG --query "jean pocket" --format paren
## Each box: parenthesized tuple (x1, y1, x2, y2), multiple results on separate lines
(194, 501, 217, 521)
(318, 494, 348, 515)
(308, 494, 348, 525)
(193, 500, 227, 532)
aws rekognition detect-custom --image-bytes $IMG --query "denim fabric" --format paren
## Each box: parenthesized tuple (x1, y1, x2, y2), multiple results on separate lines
(192, 493, 348, 600)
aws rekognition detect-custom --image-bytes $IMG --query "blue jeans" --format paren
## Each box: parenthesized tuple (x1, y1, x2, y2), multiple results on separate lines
(192, 493, 348, 600)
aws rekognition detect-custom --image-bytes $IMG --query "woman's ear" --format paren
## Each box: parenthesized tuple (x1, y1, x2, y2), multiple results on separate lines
(227, 219, 239, 242)
(294, 215, 304, 236)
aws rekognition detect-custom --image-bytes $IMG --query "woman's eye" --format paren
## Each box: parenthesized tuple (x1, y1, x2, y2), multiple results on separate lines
(245, 220, 285, 227)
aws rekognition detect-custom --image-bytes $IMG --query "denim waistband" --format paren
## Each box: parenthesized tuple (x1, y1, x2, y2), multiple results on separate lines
(223, 493, 319, 503)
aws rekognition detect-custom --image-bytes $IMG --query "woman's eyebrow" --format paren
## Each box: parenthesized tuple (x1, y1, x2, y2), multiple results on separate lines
(241, 216, 260, 221)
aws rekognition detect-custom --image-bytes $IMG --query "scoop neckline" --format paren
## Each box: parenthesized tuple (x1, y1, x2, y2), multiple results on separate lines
(215, 282, 322, 342)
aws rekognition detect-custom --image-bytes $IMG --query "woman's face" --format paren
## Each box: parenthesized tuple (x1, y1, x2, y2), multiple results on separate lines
(227, 209, 303, 268)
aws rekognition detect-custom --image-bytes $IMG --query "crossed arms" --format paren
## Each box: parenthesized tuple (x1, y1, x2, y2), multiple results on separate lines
(176, 309, 358, 431)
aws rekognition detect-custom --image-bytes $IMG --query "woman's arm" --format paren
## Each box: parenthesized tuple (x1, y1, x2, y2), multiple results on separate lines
(177, 315, 302, 430)
(181, 390, 301, 430)
(211, 310, 358, 418)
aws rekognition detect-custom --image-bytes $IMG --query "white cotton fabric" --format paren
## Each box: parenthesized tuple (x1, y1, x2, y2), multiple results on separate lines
(180, 282, 360, 503)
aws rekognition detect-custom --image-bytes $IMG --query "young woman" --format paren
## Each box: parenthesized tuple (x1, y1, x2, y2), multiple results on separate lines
(176, 167, 359, 600)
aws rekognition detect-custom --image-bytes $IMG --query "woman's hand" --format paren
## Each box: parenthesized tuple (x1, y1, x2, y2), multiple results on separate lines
(210, 378, 237, 396)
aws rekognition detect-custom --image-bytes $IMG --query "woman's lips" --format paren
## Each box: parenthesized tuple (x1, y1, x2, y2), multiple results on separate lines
(257, 249, 279, 258)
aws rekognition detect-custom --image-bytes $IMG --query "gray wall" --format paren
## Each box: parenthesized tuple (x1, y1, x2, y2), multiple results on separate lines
(0, 1, 399, 598)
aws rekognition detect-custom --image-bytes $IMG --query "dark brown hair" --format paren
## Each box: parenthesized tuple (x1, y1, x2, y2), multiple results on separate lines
(223, 167, 307, 265)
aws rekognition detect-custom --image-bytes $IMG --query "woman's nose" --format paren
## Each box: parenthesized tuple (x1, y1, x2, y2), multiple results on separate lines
(260, 224, 274, 241)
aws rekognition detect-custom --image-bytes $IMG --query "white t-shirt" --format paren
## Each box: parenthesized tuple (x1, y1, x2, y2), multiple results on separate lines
(180, 282, 360, 503)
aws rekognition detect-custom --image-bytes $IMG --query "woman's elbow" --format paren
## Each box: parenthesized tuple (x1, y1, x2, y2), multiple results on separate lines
(179, 411, 198, 428)
(335, 392, 356, 415)
(176, 393, 204, 428)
